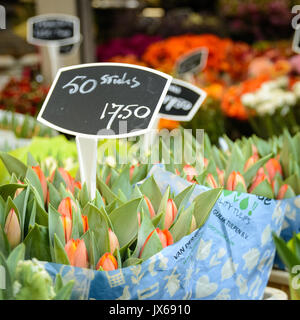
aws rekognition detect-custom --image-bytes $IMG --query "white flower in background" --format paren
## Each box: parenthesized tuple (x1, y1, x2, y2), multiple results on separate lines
(241, 76, 297, 116)
(292, 82, 300, 98)
(241, 93, 256, 107)
(63, 157, 76, 171)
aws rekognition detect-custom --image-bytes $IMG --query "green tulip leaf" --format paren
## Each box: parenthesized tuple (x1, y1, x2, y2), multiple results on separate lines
(53, 233, 70, 265)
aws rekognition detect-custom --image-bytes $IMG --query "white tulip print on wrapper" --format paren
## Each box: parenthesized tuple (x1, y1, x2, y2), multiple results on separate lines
(236, 274, 248, 295)
(261, 224, 272, 247)
(195, 275, 218, 298)
(242, 248, 260, 274)
(196, 239, 212, 261)
(294, 197, 300, 208)
(214, 288, 231, 300)
(221, 258, 238, 281)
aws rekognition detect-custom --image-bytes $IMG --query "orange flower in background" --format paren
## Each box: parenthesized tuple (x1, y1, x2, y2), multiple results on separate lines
(109, 54, 147, 67)
(221, 74, 270, 120)
(158, 118, 179, 131)
(32, 166, 48, 204)
(204, 83, 225, 100)
(65, 239, 89, 268)
(96, 253, 118, 271)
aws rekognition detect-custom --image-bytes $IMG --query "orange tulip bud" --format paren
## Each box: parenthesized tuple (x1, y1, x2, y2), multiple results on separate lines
(50, 168, 80, 194)
(65, 239, 89, 268)
(129, 163, 139, 180)
(139, 228, 173, 258)
(226, 171, 247, 191)
(137, 212, 141, 227)
(4, 209, 21, 249)
(203, 158, 209, 168)
(183, 165, 197, 182)
(206, 173, 218, 188)
(156, 228, 174, 248)
(61, 215, 72, 243)
(144, 195, 156, 218)
(216, 168, 224, 186)
(108, 228, 120, 254)
(265, 158, 282, 181)
(249, 171, 270, 193)
(244, 155, 258, 172)
(164, 199, 178, 230)
(277, 184, 289, 200)
(81, 215, 89, 233)
(105, 173, 112, 186)
(32, 166, 48, 204)
(58, 197, 76, 220)
(96, 252, 118, 271)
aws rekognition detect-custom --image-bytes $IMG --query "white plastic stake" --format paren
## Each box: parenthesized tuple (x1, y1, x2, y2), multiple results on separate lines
(76, 136, 98, 200)
(47, 45, 60, 81)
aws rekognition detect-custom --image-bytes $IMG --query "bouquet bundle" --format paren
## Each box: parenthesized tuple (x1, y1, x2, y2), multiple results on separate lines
(167, 129, 300, 200)
(0, 146, 285, 300)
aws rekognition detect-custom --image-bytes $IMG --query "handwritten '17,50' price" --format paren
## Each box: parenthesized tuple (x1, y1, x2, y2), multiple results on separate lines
(100, 103, 151, 130)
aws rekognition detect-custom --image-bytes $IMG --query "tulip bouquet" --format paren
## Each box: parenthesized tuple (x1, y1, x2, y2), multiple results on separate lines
(0, 244, 74, 300)
(0, 150, 220, 276)
(163, 129, 300, 200)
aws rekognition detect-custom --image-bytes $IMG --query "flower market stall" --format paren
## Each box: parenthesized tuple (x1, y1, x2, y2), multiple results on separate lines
(0, 0, 300, 303)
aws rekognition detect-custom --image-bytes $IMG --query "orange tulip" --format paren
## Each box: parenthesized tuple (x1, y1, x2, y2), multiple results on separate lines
(4, 209, 21, 249)
(206, 173, 218, 188)
(249, 171, 270, 193)
(50, 168, 80, 193)
(96, 253, 118, 271)
(203, 158, 209, 168)
(108, 228, 120, 254)
(226, 171, 247, 191)
(164, 199, 178, 229)
(129, 163, 139, 180)
(57, 197, 76, 220)
(137, 212, 141, 227)
(144, 195, 156, 218)
(105, 173, 112, 185)
(61, 215, 72, 243)
(32, 166, 47, 204)
(81, 215, 89, 233)
(277, 184, 288, 200)
(65, 239, 89, 268)
(244, 155, 258, 171)
(265, 158, 282, 181)
(183, 165, 197, 182)
(216, 168, 224, 186)
(139, 228, 173, 258)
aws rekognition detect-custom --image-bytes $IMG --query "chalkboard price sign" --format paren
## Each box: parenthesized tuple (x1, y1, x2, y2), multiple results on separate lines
(37, 63, 173, 139)
(159, 78, 207, 121)
(27, 14, 80, 46)
(176, 48, 208, 76)
(293, 29, 300, 54)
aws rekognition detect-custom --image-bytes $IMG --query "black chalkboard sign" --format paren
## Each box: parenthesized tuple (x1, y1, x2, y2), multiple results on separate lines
(27, 14, 80, 46)
(176, 48, 208, 76)
(159, 78, 207, 121)
(293, 29, 300, 54)
(37, 63, 172, 139)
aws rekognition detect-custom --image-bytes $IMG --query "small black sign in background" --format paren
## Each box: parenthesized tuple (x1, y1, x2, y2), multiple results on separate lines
(27, 14, 80, 46)
(38, 63, 172, 138)
(176, 48, 208, 76)
(159, 79, 206, 122)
